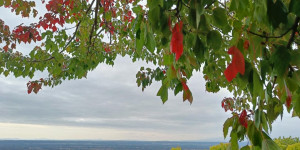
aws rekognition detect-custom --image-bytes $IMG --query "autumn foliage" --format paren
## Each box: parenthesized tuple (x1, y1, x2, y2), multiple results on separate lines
(224, 46, 245, 82)
(171, 21, 184, 61)
(1, 0, 300, 149)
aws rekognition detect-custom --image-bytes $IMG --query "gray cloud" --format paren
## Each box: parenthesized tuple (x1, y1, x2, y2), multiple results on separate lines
(0, 56, 233, 140)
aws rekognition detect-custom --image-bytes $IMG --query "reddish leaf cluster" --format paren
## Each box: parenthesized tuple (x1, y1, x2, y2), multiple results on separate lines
(13, 26, 42, 44)
(100, 21, 115, 34)
(239, 110, 248, 128)
(3, 0, 37, 18)
(107, 22, 115, 34)
(38, 0, 82, 32)
(46, 0, 74, 13)
(285, 84, 292, 108)
(124, 10, 134, 22)
(181, 79, 193, 103)
(170, 21, 184, 61)
(101, 0, 115, 12)
(221, 97, 234, 112)
(103, 45, 111, 52)
(224, 46, 245, 82)
(0, 19, 13, 52)
(27, 81, 42, 94)
(99, 0, 135, 34)
(244, 40, 249, 50)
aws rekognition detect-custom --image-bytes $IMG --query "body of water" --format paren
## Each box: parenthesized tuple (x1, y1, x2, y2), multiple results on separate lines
(0, 140, 220, 150)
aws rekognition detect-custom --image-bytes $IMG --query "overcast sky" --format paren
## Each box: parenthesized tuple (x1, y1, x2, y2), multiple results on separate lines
(0, 1, 299, 141)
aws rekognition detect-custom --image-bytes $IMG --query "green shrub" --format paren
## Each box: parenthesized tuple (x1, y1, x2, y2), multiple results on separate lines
(274, 136, 300, 150)
(286, 143, 300, 150)
(171, 147, 181, 150)
(209, 143, 230, 150)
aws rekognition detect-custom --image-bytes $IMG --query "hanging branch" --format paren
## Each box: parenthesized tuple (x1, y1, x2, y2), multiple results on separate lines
(89, 0, 100, 47)
(248, 17, 300, 40)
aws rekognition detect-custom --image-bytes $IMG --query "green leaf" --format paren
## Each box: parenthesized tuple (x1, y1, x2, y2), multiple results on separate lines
(240, 145, 251, 150)
(229, 0, 250, 19)
(132, 6, 142, 14)
(195, 0, 204, 28)
(247, 121, 262, 147)
(145, 28, 156, 53)
(206, 30, 222, 50)
(4, 70, 9, 77)
(223, 117, 234, 138)
(136, 29, 144, 55)
(260, 60, 270, 82)
(188, 8, 197, 29)
(212, 7, 231, 33)
(262, 132, 281, 150)
(289, 0, 300, 16)
(253, 70, 263, 99)
(148, 6, 161, 31)
(267, 0, 288, 29)
(254, 109, 261, 129)
(292, 93, 300, 117)
(167, 66, 177, 80)
(199, 14, 210, 32)
(157, 85, 168, 103)
(261, 112, 269, 133)
(163, 54, 173, 66)
(271, 46, 291, 77)
(174, 83, 182, 96)
(147, 0, 163, 8)
(253, 0, 268, 24)
(193, 36, 206, 62)
(230, 131, 239, 150)
(290, 50, 300, 67)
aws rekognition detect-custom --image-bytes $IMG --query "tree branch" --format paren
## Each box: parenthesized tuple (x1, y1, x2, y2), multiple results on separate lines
(287, 16, 300, 49)
(28, 0, 97, 63)
(181, 1, 190, 8)
(89, 0, 99, 46)
(248, 17, 299, 40)
(205, 0, 216, 9)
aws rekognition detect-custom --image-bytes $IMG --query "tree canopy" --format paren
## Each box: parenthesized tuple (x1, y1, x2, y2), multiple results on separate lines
(1, 0, 300, 149)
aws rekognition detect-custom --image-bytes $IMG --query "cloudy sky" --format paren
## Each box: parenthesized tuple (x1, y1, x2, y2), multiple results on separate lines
(0, 1, 299, 141)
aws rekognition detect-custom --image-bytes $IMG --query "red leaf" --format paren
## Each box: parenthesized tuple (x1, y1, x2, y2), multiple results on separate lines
(3, 45, 9, 52)
(181, 81, 189, 91)
(224, 46, 245, 82)
(170, 21, 183, 61)
(52, 26, 57, 32)
(27, 82, 33, 94)
(183, 88, 193, 104)
(285, 85, 292, 108)
(244, 40, 249, 50)
(239, 110, 248, 128)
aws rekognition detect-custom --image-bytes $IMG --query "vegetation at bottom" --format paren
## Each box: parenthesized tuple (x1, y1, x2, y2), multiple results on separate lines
(207, 136, 300, 150)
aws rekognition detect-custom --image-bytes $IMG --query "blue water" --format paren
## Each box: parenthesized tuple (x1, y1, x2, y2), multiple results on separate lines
(0, 140, 219, 150)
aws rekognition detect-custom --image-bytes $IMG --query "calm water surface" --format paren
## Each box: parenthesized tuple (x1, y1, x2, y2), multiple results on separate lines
(0, 140, 220, 150)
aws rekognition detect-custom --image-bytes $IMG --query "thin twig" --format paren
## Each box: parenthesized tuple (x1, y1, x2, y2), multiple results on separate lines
(205, 0, 216, 9)
(181, 1, 190, 8)
(287, 16, 300, 49)
(248, 17, 299, 40)
(89, 0, 99, 46)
